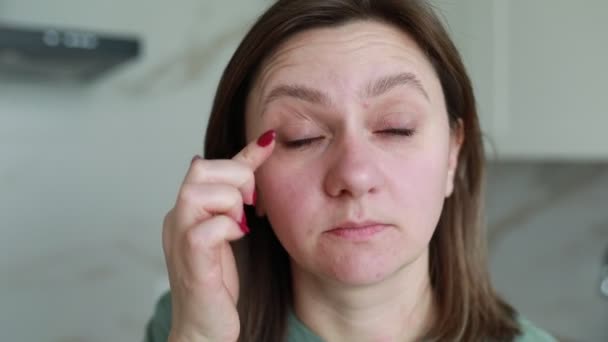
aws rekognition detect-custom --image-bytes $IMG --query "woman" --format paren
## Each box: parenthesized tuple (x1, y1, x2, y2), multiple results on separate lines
(146, 0, 556, 341)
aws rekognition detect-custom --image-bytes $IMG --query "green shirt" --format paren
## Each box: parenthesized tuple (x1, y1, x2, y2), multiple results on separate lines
(145, 292, 556, 342)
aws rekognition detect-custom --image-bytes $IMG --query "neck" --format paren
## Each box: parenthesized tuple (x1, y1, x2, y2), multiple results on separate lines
(292, 250, 435, 342)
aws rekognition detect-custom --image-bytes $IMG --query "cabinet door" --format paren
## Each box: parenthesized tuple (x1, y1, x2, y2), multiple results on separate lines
(437, 0, 608, 160)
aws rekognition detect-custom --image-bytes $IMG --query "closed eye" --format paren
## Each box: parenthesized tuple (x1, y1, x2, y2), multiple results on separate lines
(283, 128, 415, 149)
(283, 137, 323, 149)
(377, 128, 416, 137)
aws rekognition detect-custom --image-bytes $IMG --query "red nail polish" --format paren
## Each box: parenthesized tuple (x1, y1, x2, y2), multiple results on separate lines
(257, 130, 276, 147)
(239, 214, 250, 234)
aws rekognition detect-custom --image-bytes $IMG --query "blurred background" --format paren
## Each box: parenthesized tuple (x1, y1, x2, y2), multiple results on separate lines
(0, 0, 606, 341)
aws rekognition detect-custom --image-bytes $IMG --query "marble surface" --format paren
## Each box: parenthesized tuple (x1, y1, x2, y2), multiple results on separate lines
(0, 2, 270, 341)
(486, 162, 608, 342)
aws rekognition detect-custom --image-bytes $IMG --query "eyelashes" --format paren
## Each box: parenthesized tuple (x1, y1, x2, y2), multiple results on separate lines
(282, 128, 417, 149)
(283, 137, 323, 149)
(377, 128, 416, 137)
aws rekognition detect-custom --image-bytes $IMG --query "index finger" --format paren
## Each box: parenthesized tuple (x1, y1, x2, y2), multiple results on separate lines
(232, 129, 276, 171)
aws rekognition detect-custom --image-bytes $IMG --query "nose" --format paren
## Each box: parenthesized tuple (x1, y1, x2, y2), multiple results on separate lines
(323, 135, 384, 199)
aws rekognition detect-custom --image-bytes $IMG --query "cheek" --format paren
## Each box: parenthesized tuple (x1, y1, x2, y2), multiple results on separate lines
(255, 160, 320, 238)
(389, 150, 450, 227)
(402, 154, 448, 195)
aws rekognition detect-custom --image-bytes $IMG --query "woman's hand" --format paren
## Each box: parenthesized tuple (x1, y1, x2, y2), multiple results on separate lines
(162, 130, 276, 342)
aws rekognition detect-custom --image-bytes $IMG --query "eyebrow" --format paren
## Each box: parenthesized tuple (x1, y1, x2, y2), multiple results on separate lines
(264, 84, 331, 108)
(364, 72, 429, 100)
(262, 72, 429, 112)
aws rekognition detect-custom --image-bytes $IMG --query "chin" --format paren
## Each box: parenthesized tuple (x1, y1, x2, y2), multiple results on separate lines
(319, 250, 410, 286)
(314, 239, 433, 286)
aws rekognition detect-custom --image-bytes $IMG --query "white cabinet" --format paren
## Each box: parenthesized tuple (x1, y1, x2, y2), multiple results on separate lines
(437, 0, 608, 160)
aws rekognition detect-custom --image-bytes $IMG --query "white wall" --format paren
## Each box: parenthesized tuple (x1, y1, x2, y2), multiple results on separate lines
(0, 1, 270, 340)
(437, 0, 608, 160)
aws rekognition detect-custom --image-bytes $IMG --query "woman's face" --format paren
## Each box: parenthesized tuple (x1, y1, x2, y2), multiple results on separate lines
(245, 20, 462, 285)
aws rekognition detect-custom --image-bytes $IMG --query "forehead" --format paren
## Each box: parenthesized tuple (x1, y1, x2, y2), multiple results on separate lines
(251, 20, 440, 102)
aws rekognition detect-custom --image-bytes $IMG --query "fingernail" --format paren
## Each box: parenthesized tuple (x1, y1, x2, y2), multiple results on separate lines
(191, 155, 202, 164)
(239, 213, 250, 234)
(252, 190, 257, 206)
(257, 130, 276, 147)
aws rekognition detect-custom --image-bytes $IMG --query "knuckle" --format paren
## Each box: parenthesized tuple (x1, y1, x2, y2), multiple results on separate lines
(227, 186, 243, 205)
(230, 161, 253, 188)
(162, 211, 174, 244)
(184, 227, 207, 251)
(215, 214, 234, 228)
(162, 209, 174, 228)
(177, 186, 197, 205)
(182, 216, 233, 251)
(243, 168, 255, 187)
(190, 155, 205, 167)
(189, 158, 210, 177)
(239, 147, 255, 165)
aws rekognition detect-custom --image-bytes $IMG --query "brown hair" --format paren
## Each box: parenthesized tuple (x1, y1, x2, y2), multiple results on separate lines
(204, 0, 521, 341)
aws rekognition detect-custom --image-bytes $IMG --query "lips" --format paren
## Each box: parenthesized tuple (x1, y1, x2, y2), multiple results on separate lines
(326, 220, 390, 240)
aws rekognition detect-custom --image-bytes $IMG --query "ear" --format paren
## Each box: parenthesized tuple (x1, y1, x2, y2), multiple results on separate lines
(445, 119, 464, 198)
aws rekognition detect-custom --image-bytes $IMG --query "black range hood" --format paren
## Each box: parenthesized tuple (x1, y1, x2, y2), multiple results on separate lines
(0, 24, 140, 81)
